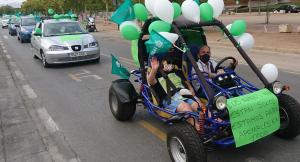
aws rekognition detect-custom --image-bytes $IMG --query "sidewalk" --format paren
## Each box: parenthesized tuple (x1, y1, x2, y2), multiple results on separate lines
(94, 14, 300, 54)
(0, 45, 52, 161)
(0, 40, 80, 161)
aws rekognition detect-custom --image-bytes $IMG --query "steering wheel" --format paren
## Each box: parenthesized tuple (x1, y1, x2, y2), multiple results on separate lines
(214, 57, 238, 73)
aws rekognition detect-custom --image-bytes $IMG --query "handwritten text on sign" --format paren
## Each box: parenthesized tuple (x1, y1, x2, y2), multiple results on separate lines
(227, 89, 280, 148)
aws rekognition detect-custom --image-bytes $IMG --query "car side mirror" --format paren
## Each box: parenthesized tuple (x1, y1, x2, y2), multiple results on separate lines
(33, 28, 42, 36)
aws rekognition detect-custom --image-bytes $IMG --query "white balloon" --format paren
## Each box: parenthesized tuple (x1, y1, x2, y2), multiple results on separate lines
(181, 0, 200, 23)
(261, 63, 279, 83)
(208, 0, 224, 18)
(224, 23, 232, 38)
(120, 21, 140, 31)
(159, 32, 179, 44)
(237, 33, 255, 51)
(154, 0, 174, 23)
(145, 0, 157, 16)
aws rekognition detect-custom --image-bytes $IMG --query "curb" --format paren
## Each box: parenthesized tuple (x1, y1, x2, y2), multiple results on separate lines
(0, 39, 81, 162)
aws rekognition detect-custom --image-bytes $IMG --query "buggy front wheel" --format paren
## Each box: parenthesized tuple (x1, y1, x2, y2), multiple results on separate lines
(275, 94, 300, 139)
(167, 123, 207, 162)
(109, 88, 136, 121)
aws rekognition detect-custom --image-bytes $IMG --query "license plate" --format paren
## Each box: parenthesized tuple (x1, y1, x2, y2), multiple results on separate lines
(69, 52, 86, 57)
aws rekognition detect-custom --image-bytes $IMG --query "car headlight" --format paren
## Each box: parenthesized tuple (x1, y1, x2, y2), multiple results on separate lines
(272, 81, 283, 94)
(88, 42, 98, 48)
(49, 45, 68, 51)
(214, 96, 227, 110)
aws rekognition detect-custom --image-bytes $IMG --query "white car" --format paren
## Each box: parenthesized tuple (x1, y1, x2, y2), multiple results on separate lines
(1, 15, 11, 28)
(31, 18, 100, 67)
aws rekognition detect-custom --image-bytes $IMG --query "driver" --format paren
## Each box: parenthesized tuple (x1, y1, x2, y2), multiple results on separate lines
(191, 45, 225, 97)
(193, 45, 224, 78)
(147, 56, 202, 131)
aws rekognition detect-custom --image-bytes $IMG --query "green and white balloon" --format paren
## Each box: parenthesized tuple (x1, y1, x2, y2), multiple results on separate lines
(154, 0, 174, 23)
(181, 0, 200, 23)
(148, 20, 171, 33)
(120, 21, 141, 40)
(230, 19, 247, 36)
(261, 64, 278, 83)
(134, 3, 148, 21)
(172, 2, 181, 19)
(199, 3, 213, 22)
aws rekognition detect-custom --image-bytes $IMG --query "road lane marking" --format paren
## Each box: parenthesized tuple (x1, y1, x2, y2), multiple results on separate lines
(15, 70, 25, 81)
(69, 69, 102, 82)
(23, 84, 38, 99)
(37, 107, 59, 133)
(3, 35, 8, 39)
(6, 55, 11, 59)
(3, 50, 7, 53)
(138, 120, 166, 142)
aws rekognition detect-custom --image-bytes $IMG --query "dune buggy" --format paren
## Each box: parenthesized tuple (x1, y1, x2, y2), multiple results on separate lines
(109, 17, 300, 162)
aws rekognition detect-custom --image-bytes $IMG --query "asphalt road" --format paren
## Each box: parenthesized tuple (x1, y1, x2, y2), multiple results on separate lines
(1, 28, 300, 162)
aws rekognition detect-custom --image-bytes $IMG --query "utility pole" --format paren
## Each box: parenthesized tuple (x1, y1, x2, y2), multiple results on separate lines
(266, 0, 270, 24)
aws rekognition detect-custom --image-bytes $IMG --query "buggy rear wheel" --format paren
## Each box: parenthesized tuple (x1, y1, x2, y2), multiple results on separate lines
(167, 123, 207, 162)
(275, 94, 300, 139)
(109, 87, 136, 121)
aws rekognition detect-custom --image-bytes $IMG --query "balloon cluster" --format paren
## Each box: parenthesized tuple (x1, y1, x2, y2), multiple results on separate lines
(48, 8, 77, 21)
(119, 0, 225, 41)
(225, 19, 255, 51)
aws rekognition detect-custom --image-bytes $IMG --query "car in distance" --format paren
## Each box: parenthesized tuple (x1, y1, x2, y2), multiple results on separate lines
(16, 16, 37, 43)
(8, 17, 20, 36)
(273, 4, 300, 13)
(31, 19, 100, 67)
(1, 15, 11, 28)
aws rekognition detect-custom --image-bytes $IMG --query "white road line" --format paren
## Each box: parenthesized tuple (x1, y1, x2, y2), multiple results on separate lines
(15, 70, 25, 81)
(3, 50, 7, 53)
(5, 55, 11, 59)
(37, 107, 59, 133)
(3, 35, 8, 39)
(22, 84, 38, 99)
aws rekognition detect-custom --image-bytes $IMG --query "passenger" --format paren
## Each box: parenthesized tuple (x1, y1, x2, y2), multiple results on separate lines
(147, 56, 202, 131)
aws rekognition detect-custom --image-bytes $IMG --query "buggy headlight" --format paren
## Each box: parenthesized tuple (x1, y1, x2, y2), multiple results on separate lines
(273, 81, 283, 94)
(215, 96, 227, 110)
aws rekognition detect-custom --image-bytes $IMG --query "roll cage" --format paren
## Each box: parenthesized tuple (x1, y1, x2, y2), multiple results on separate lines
(137, 18, 271, 104)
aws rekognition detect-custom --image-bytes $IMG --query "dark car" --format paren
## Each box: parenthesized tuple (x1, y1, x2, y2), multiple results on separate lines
(8, 17, 20, 36)
(274, 4, 300, 13)
(16, 16, 37, 43)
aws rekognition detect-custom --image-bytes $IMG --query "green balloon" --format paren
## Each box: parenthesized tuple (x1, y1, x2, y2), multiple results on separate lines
(199, 3, 213, 22)
(172, 3, 181, 19)
(148, 20, 171, 33)
(48, 9, 54, 15)
(53, 14, 59, 19)
(121, 25, 141, 40)
(133, 3, 148, 21)
(64, 14, 70, 19)
(230, 19, 247, 36)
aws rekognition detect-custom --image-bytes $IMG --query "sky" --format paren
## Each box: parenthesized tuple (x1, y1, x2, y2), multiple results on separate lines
(0, 0, 26, 8)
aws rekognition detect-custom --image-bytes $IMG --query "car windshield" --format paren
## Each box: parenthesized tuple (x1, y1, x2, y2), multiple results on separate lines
(44, 22, 87, 37)
(21, 18, 36, 26)
(10, 18, 19, 24)
(3, 15, 10, 20)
